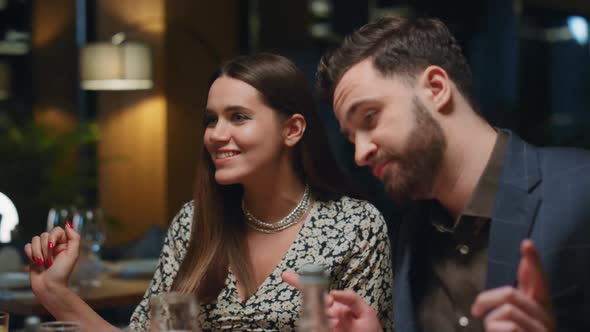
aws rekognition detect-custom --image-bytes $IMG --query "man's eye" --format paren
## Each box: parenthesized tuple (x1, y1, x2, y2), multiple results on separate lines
(363, 110, 377, 126)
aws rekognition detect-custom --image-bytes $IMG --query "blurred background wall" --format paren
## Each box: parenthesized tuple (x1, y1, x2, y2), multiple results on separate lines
(0, 0, 589, 244)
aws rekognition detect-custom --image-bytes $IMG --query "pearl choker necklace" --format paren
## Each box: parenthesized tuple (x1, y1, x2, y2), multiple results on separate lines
(242, 184, 312, 234)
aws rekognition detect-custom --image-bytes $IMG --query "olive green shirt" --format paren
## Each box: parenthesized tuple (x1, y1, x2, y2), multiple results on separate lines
(417, 131, 508, 332)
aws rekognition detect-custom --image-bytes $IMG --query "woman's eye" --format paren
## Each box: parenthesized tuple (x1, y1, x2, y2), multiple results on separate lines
(232, 113, 250, 122)
(204, 114, 217, 127)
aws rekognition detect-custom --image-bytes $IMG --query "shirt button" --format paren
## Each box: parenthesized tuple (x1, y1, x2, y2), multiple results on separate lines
(458, 244, 470, 255)
(459, 316, 469, 327)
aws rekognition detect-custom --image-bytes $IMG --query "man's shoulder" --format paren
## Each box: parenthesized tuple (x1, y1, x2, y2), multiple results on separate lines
(505, 130, 590, 182)
(537, 146, 590, 173)
(528, 146, 590, 221)
(528, 146, 590, 191)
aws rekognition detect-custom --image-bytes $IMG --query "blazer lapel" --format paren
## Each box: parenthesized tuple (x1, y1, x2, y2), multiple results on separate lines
(393, 244, 418, 332)
(392, 203, 428, 332)
(486, 131, 542, 289)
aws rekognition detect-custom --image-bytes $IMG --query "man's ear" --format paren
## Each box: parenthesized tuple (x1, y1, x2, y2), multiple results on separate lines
(417, 65, 452, 114)
(283, 113, 306, 147)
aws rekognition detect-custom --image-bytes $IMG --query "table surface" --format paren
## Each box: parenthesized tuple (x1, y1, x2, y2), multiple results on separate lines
(0, 274, 150, 316)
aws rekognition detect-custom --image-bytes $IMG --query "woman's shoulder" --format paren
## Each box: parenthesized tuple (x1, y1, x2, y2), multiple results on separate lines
(308, 196, 390, 255)
(167, 201, 194, 241)
(175, 201, 195, 220)
(317, 195, 382, 215)
(314, 196, 386, 228)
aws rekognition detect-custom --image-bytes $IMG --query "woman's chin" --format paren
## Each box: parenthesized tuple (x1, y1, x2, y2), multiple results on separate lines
(214, 174, 240, 186)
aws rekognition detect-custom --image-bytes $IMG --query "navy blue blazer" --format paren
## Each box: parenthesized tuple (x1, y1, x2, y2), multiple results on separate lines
(392, 130, 590, 331)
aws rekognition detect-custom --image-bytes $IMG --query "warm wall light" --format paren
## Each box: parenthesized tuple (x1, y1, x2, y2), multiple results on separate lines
(0, 62, 10, 100)
(80, 33, 153, 90)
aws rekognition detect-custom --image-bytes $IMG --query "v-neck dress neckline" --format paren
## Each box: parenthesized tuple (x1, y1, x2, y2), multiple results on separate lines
(227, 200, 317, 306)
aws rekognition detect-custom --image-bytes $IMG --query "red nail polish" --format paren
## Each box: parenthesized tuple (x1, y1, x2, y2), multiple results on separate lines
(66, 221, 73, 229)
(46, 258, 53, 268)
(48, 241, 54, 249)
(36, 257, 44, 266)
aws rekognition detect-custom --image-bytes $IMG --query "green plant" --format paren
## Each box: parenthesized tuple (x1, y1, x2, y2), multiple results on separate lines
(0, 113, 100, 240)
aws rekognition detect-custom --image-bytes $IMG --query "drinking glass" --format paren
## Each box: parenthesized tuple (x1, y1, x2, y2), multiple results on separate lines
(0, 311, 8, 332)
(47, 206, 76, 232)
(149, 292, 201, 332)
(37, 321, 81, 331)
(72, 208, 107, 287)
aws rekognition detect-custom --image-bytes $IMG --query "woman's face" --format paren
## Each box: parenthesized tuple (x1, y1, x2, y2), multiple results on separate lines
(204, 76, 288, 185)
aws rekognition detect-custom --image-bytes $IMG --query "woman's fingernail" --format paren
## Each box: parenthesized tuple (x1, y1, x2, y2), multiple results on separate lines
(46, 258, 53, 268)
(36, 257, 44, 266)
(48, 241, 54, 249)
(66, 221, 73, 229)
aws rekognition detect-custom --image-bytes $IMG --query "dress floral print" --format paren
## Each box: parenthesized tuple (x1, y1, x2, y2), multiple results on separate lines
(128, 196, 393, 331)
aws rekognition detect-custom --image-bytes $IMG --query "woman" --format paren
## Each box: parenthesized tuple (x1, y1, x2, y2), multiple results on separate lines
(24, 53, 392, 331)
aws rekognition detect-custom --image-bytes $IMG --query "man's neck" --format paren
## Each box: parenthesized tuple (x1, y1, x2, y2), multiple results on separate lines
(432, 120, 498, 220)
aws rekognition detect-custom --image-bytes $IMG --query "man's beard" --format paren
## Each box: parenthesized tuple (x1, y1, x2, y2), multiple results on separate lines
(382, 96, 446, 203)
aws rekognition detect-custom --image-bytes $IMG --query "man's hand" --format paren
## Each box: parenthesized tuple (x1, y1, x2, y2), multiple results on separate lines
(281, 272, 382, 332)
(281, 271, 302, 290)
(471, 239, 556, 332)
(326, 289, 382, 332)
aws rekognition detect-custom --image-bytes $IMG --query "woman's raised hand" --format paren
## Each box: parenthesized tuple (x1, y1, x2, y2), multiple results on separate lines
(23, 223, 117, 331)
(24, 222, 81, 294)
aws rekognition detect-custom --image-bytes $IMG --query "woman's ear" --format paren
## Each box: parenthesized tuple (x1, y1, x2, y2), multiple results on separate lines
(283, 114, 306, 147)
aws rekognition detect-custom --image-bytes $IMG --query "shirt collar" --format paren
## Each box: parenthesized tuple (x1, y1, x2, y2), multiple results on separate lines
(430, 129, 508, 233)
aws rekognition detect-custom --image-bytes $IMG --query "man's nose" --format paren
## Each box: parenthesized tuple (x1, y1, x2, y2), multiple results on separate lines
(354, 134, 376, 167)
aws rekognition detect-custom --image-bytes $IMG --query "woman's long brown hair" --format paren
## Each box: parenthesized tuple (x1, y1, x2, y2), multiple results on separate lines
(172, 53, 356, 302)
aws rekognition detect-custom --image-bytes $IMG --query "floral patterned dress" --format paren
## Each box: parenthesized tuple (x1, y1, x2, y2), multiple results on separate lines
(128, 196, 393, 331)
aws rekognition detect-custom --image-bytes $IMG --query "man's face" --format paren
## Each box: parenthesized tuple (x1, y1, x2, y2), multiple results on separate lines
(333, 59, 446, 202)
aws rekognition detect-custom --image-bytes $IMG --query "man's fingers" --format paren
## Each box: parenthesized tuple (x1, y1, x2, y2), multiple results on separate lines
(471, 286, 548, 324)
(326, 300, 353, 317)
(281, 271, 301, 290)
(518, 239, 550, 307)
(484, 320, 524, 332)
(330, 289, 363, 304)
(328, 318, 339, 329)
(329, 289, 368, 316)
(484, 303, 546, 332)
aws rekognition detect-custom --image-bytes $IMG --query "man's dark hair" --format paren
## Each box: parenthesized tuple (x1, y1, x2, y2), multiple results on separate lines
(317, 16, 475, 107)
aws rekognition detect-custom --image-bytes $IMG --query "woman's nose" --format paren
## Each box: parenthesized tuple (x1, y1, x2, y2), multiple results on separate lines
(207, 121, 231, 143)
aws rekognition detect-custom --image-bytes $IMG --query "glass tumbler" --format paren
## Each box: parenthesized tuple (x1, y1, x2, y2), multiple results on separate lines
(149, 292, 201, 332)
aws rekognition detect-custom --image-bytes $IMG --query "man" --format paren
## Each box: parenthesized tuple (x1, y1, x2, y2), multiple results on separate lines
(283, 16, 590, 331)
